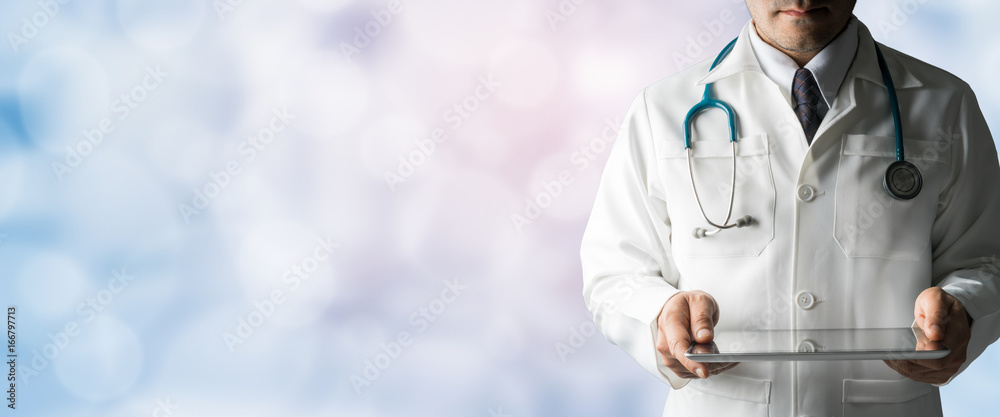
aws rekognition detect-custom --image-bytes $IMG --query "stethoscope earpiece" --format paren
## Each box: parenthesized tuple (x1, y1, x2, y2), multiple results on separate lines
(692, 216, 754, 240)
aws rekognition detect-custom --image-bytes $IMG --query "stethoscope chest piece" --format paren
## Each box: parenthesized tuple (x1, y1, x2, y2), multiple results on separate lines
(686, 38, 922, 237)
(883, 160, 922, 200)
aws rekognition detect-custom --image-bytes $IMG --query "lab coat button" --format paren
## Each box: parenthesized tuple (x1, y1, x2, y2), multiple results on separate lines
(797, 184, 817, 202)
(798, 339, 818, 352)
(796, 291, 817, 310)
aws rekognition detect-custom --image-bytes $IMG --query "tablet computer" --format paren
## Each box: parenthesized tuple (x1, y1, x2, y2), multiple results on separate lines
(685, 327, 949, 362)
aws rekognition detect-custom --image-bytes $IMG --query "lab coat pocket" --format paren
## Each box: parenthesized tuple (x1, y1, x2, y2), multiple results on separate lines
(842, 378, 940, 417)
(657, 133, 775, 258)
(665, 374, 771, 417)
(833, 135, 950, 259)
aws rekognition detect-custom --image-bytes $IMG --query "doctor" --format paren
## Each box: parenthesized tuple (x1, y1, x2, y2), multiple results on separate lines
(581, 1, 1000, 416)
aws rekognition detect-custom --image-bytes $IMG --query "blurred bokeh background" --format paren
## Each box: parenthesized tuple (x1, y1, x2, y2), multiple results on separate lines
(0, 0, 997, 415)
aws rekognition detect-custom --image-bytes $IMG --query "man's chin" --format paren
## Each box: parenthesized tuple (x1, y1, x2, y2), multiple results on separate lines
(781, 42, 826, 53)
(770, 28, 829, 52)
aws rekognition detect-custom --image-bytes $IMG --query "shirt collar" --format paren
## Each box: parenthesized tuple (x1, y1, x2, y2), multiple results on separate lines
(695, 19, 923, 91)
(748, 17, 858, 110)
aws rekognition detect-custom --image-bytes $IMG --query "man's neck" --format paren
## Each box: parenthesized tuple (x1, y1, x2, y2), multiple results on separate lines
(753, 20, 851, 67)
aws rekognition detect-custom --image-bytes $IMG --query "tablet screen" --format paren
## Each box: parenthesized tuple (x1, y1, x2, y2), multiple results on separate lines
(685, 327, 949, 362)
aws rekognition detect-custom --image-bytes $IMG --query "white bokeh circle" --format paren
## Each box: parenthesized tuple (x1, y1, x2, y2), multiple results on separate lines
(236, 219, 317, 298)
(295, 0, 356, 13)
(142, 121, 217, 183)
(156, 307, 320, 402)
(53, 315, 144, 402)
(18, 47, 109, 152)
(0, 153, 27, 219)
(235, 220, 339, 327)
(17, 252, 92, 320)
(524, 149, 607, 223)
(489, 39, 559, 107)
(396, 165, 521, 277)
(116, 0, 207, 50)
(401, 0, 522, 67)
(62, 149, 178, 248)
(571, 46, 640, 99)
(359, 113, 428, 177)
(278, 57, 370, 137)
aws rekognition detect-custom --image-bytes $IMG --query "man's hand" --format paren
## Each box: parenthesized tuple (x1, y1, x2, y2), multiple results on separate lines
(884, 287, 972, 384)
(655, 290, 737, 379)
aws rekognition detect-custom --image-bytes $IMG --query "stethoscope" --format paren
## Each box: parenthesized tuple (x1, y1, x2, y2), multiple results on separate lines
(685, 38, 923, 239)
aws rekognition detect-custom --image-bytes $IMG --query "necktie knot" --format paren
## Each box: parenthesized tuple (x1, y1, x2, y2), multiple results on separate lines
(792, 68, 822, 144)
(793, 68, 820, 106)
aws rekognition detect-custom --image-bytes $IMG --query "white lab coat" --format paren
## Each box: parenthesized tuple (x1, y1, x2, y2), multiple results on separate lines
(581, 20, 1000, 417)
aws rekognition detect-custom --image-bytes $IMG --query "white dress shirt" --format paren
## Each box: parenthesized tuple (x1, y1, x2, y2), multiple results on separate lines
(748, 17, 858, 120)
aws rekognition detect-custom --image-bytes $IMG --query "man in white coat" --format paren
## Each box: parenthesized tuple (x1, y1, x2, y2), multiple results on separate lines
(580, 1, 1000, 416)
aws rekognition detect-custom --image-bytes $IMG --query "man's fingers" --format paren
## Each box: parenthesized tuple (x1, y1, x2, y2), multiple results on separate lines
(687, 292, 718, 344)
(658, 336, 699, 379)
(885, 359, 948, 383)
(709, 362, 739, 375)
(655, 291, 725, 379)
(655, 326, 673, 367)
(676, 350, 709, 378)
(663, 318, 711, 378)
(665, 330, 704, 377)
(889, 291, 970, 385)
(885, 359, 930, 377)
(656, 299, 686, 356)
(658, 301, 702, 376)
(917, 288, 953, 341)
(909, 357, 950, 372)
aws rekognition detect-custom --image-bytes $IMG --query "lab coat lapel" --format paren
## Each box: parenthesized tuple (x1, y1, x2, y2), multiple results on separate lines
(696, 22, 764, 87)
(807, 21, 923, 160)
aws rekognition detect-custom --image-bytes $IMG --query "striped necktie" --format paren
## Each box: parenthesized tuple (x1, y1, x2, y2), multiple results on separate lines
(792, 68, 822, 144)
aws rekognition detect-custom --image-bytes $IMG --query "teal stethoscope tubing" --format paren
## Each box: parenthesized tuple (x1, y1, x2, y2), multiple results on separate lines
(683, 38, 740, 149)
(684, 38, 922, 238)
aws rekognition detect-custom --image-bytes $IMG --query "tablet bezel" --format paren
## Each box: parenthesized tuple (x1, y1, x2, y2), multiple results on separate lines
(684, 327, 950, 362)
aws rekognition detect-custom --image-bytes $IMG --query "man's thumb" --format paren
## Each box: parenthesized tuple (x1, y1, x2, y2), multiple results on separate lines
(694, 326, 714, 343)
(918, 292, 950, 341)
(687, 292, 719, 344)
(691, 312, 716, 343)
